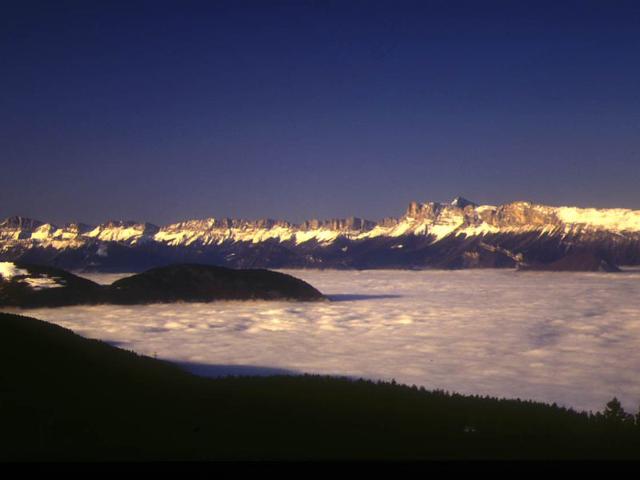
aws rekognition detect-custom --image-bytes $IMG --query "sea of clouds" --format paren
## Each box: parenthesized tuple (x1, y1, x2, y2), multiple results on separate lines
(7, 269, 640, 413)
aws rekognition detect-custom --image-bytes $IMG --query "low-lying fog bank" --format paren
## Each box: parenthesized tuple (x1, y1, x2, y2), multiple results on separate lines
(7, 269, 640, 413)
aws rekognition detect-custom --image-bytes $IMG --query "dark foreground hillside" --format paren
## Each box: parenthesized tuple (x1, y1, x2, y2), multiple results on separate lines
(1, 312, 639, 461)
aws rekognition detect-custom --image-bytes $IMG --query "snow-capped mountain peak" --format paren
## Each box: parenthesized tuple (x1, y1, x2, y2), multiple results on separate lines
(450, 196, 477, 209)
(2, 199, 640, 271)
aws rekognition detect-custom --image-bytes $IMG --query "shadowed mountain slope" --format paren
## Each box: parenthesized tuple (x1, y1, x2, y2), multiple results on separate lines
(1, 312, 639, 460)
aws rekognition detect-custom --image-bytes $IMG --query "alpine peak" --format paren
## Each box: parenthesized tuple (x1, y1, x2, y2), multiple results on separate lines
(2, 199, 640, 271)
(450, 196, 477, 209)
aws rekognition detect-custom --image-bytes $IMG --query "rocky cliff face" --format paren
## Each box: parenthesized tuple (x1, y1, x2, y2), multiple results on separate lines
(2, 198, 639, 271)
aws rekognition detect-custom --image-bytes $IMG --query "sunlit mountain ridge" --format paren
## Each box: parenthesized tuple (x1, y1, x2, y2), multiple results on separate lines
(2, 198, 640, 271)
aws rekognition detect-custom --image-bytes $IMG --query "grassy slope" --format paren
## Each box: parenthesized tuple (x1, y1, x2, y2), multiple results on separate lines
(1, 312, 638, 461)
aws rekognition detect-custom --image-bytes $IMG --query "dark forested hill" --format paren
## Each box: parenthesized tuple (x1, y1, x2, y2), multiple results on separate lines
(1, 312, 638, 460)
(0, 263, 324, 307)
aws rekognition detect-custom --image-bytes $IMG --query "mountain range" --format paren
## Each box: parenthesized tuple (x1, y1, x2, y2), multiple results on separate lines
(2, 197, 640, 272)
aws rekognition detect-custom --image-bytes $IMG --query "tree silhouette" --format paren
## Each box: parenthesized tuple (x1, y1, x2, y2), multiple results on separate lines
(603, 397, 633, 425)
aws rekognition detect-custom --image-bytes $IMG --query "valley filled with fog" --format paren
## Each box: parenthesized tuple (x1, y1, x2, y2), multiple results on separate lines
(12, 269, 640, 413)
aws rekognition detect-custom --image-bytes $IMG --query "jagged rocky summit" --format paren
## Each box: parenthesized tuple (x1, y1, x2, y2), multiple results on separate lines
(2, 197, 638, 272)
(0, 263, 325, 308)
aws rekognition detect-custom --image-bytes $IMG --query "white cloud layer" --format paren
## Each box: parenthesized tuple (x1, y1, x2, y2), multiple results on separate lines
(5, 269, 640, 413)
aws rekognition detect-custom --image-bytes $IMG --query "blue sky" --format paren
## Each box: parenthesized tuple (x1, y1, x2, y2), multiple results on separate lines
(2, 0, 639, 224)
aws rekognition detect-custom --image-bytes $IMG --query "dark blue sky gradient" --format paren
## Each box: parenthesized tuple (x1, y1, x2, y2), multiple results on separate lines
(2, 0, 640, 225)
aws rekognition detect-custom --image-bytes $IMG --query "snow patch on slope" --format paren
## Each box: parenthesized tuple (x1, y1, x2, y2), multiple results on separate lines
(0, 262, 28, 280)
(294, 229, 340, 245)
(556, 207, 640, 232)
(0, 262, 65, 289)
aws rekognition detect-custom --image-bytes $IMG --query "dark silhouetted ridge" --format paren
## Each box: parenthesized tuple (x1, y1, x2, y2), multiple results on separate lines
(1, 312, 639, 460)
